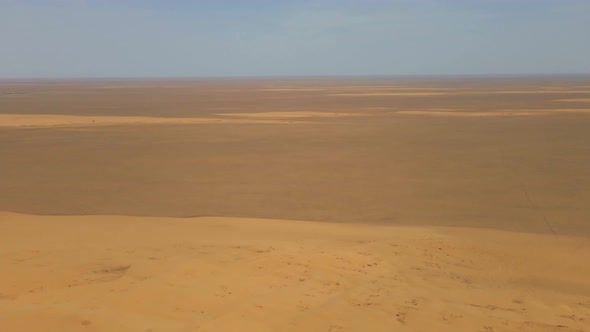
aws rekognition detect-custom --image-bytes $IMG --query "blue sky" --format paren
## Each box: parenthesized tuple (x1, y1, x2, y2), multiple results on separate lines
(1, 0, 589, 78)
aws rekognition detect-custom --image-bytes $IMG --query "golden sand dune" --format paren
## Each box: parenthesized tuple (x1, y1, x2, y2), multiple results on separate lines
(219, 111, 367, 118)
(394, 110, 539, 117)
(1, 212, 589, 332)
(0, 114, 303, 128)
(260, 86, 406, 91)
(258, 88, 327, 92)
(327, 90, 590, 98)
(486, 90, 590, 94)
(95, 85, 198, 89)
(557, 98, 590, 103)
(259, 86, 455, 92)
(393, 109, 590, 117)
(328, 92, 447, 97)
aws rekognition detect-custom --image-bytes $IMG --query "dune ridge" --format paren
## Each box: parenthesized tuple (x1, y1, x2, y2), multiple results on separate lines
(1, 211, 589, 332)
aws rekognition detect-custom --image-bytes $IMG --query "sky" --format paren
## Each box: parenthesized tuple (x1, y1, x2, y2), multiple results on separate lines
(1, 0, 589, 78)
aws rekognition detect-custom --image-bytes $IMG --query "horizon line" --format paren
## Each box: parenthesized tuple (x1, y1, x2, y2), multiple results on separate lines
(1, 73, 590, 82)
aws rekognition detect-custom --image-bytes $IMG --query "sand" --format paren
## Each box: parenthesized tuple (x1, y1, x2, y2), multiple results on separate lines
(558, 98, 590, 103)
(477, 90, 590, 94)
(258, 86, 456, 91)
(393, 110, 540, 117)
(1, 211, 589, 332)
(258, 88, 327, 92)
(0, 114, 302, 128)
(328, 91, 590, 97)
(3, 79, 590, 236)
(2, 110, 589, 128)
(3, 77, 590, 331)
(393, 109, 590, 117)
(219, 111, 367, 118)
(328, 92, 448, 97)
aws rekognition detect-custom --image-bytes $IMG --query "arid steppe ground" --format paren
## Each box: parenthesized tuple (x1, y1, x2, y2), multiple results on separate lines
(1, 77, 590, 331)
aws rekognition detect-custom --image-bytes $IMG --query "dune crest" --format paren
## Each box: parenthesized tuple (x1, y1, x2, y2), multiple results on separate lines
(1, 212, 589, 332)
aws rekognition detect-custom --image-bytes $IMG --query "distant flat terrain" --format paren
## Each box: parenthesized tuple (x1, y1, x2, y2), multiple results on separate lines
(2, 77, 590, 236)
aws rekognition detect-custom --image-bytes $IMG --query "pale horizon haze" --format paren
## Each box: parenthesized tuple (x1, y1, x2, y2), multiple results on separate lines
(1, 0, 589, 78)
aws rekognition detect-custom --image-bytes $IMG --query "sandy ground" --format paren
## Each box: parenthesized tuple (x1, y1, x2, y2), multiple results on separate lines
(0, 114, 301, 128)
(1, 211, 589, 332)
(558, 98, 590, 103)
(219, 111, 367, 118)
(1, 110, 589, 129)
(393, 109, 590, 117)
(328, 92, 448, 97)
(3, 77, 590, 331)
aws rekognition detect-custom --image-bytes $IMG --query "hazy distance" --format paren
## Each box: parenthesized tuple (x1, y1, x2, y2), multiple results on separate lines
(1, 0, 589, 78)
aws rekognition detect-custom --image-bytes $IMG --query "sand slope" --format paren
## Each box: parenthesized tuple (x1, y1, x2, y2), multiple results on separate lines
(1, 212, 589, 332)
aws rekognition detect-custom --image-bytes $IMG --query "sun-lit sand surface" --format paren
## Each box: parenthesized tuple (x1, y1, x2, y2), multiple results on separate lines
(393, 109, 590, 117)
(558, 98, 590, 103)
(328, 92, 448, 97)
(0, 114, 302, 128)
(2, 77, 590, 331)
(1, 211, 589, 332)
(328, 90, 590, 97)
(258, 88, 327, 92)
(393, 110, 539, 117)
(219, 111, 367, 118)
(478, 90, 590, 94)
(258, 86, 456, 91)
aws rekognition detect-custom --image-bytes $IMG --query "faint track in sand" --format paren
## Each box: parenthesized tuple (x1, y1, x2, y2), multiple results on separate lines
(498, 150, 558, 238)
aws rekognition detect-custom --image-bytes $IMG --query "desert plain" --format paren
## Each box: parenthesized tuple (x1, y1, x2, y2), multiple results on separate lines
(1, 77, 590, 331)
